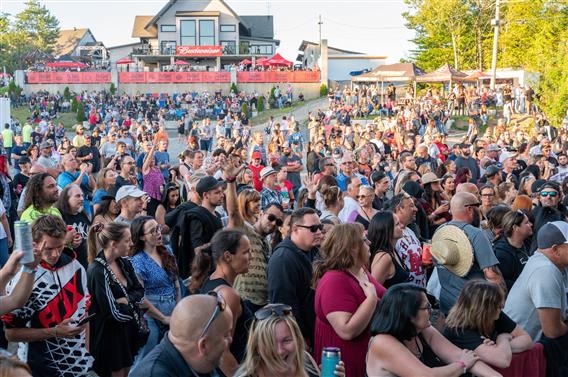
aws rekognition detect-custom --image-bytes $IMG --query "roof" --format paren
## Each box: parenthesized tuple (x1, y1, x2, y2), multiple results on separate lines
(298, 40, 363, 55)
(240, 16, 274, 39)
(132, 15, 158, 38)
(416, 63, 474, 83)
(353, 63, 425, 82)
(107, 42, 145, 50)
(146, 0, 246, 29)
(53, 28, 90, 57)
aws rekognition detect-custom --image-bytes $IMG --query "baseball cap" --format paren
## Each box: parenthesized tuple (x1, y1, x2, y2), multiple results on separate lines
(537, 221, 568, 249)
(196, 176, 223, 196)
(260, 166, 277, 180)
(282, 141, 291, 149)
(459, 142, 471, 149)
(116, 185, 146, 202)
(17, 156, 31, 165)
(531, 179, 547, 194)
(487, 144, 501, 152)
(251, 151, 262, 159)
(499, 151, 517, 164)
(40, 140, 53, 149)
(485, 165, 501, 177)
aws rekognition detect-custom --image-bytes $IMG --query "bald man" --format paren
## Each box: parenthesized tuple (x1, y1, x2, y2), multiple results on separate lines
(131, 294, 233, 377)
(433, 192, 505, 314)
(455, 182, 479, 197)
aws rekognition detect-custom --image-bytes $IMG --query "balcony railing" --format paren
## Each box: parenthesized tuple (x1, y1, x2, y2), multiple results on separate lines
(132, 45, 272, 56)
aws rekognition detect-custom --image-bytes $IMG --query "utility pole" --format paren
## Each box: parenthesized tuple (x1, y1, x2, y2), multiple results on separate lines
(490, 0, 500, 90)
(318, 15, 323, 64)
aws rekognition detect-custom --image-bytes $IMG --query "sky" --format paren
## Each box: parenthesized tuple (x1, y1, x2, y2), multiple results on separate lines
(0, 0, 416, 63)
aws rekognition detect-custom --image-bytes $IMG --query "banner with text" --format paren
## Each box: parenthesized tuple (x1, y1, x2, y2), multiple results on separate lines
(176, 45, 223, 57)
(237, 71, 320, 83)
(27, 72, 112, 84)
(119, 72, 230, 83)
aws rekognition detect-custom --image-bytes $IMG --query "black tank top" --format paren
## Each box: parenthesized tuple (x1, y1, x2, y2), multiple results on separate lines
(383, 257, 411, 289)
(200, 277, 253, 363)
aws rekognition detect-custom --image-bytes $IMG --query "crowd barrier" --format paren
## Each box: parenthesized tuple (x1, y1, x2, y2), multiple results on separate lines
(27, 72, 112, 84)
(237, 71, 320, 83)
(119, 71, 231, 83)
(26, 71, 320, 84)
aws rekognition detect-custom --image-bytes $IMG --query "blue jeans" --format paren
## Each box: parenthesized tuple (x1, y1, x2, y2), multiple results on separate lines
(129, 294, 176, 375)
(0, 237, 8, 267)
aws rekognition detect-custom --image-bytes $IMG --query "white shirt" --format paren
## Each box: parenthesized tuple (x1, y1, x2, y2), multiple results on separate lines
(338, 196, 360, 223)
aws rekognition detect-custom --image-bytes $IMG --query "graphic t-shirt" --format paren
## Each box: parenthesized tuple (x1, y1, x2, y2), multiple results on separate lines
(395, 227, 426, 287)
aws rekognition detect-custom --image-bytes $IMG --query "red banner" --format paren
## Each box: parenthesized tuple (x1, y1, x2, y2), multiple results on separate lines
(237, 71, 320, 83)
(118, 72, 230, 83)
(27, 72, 111, 84)
(176, 45, 223, 57)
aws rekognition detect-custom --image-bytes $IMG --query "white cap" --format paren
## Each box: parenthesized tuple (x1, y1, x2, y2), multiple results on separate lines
(116, 185, 146, 202)
(499, 151, 517, 164)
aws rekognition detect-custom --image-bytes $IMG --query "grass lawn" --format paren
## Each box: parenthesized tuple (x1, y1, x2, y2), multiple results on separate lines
(251, 97, 323, 126)
(11, 106, 79, 130)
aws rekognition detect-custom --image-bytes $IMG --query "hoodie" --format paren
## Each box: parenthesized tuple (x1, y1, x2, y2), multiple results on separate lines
(2, 252, 92, 377)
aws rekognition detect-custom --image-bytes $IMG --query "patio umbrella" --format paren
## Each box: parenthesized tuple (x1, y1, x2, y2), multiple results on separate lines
(267, 53, 293, 67)
(116, 57, 134, 65)
(174, 59, 190, 65)
(240, 59, 252, 65)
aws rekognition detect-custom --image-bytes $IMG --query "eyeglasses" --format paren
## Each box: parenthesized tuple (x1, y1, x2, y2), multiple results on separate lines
(540, 191, 558, 198)
(357, 194, 373, 199)
(200, 291, 227, 338)
(144, 224, 163, 235)
(481, 193, 495, 197)
(267, 213, 284, 227)
(296, 223, 324, 233)
(254, 304, 293, 321)
(419, 303, 433, 313)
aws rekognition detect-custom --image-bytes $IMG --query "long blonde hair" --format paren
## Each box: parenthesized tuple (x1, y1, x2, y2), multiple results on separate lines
(237, 189, 261, 224)
(234, 313, 316, 377)
(445, 280, 505, 338)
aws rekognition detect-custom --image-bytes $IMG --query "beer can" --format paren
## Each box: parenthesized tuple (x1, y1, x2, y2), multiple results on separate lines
(321, 347, 341, 377)
(14, 221, 34, 264)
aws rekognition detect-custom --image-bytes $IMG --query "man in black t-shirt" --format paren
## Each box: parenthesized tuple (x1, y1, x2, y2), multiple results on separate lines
(77, 135, 101, 174)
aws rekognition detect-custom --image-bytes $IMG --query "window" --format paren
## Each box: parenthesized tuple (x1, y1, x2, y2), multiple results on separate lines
(160, 41, 177, 55)
(199, 20, 215, 46)
(160, 24, 176, 32)
(180, 20, 196, 46)
(250, 45, 273, 55)
(220, 24, 236, 32)
(221, 41, 236, 54)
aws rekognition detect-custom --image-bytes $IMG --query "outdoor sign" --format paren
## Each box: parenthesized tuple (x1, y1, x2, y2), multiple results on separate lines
(27, 72, 111, 84)
(175, 46, 223, 57)
(119, 71, 230, 83)
(237, 71, 320, 83)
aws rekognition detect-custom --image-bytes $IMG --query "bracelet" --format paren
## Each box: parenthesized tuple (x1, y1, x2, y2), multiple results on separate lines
(21, 265, 37, 274)
(455, 360, 466, 373)
(225, 176, 237, 183)
(53, 326, 58, 338)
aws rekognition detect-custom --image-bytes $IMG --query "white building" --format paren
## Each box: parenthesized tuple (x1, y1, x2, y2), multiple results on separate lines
(296, 40, 386, 82)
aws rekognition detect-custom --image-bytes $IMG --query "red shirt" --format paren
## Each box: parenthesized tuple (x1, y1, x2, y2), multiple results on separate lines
(248, 164, 264, 192)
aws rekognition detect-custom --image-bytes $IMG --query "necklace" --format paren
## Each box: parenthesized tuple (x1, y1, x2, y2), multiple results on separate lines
(407, 337, 423, 359)
(360, 206, 374, 221)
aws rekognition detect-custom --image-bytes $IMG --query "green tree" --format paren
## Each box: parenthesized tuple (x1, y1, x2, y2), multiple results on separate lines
(14, 0, 60, 52)
(109, 83, 117, 95)
(71, 97, 78, 113)
(230, 82, 238, 94)
(319, 83, 328, 97)
(257, 96, 265, 112)
(76, 101, 86, 123)
(63, 87, 71, 101)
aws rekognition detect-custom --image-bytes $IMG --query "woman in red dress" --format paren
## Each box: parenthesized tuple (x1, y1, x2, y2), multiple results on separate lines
(313, 223, 386, 377)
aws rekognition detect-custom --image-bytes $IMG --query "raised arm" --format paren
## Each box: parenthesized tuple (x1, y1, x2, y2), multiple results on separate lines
(222, 157, 246, 229)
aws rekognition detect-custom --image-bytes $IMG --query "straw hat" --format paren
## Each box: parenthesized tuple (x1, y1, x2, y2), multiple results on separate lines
(431, 225, 474, 277)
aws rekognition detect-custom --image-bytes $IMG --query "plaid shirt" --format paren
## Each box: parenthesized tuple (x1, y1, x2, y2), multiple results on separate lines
(261, 187, 282, 210)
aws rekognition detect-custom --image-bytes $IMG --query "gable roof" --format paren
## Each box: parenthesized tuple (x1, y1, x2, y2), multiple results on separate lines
(146, 0, 246, 29)
(298, 40, 363, 55)
(240, 16, 274, 39)
(53, 28, 90, 57)
(132, 15, 158, 38)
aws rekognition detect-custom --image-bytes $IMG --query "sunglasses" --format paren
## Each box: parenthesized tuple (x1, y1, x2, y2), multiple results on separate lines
(296, 223, 324, 233)
(199, 291, 227, 338)
(540, 191, 558, 198)
(254, 304, 293, 321)
(267, 213, 284, 227)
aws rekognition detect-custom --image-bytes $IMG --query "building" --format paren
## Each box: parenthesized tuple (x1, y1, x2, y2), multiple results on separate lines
(52, 28, 108, 63)
(128, 0, 279, 71)
(296, 40, 386, 82)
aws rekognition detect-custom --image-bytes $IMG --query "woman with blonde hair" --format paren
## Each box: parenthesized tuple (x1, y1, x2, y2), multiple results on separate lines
(234, 304, 345, 377)
(238, 189, 261, 225)
(313, 223, 386, 377)
(0, 354, 32, 377)
(319, 185, 343, 224)
(497, 182, 518, 206)
(92, 167, 117, 214)
(444, 280, 533, 370)
(348, 185, 378, 230)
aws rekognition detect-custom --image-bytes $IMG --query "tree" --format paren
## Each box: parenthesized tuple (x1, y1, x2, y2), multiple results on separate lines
(76, 101, 86, 123)
(109, 83, 117, 95)
(230, 82, 238, 94)
(14, 0, 60, 53)
(257, 96, 265, 112)
(63, 87, 71, 101)
(320, 83, 328, 97)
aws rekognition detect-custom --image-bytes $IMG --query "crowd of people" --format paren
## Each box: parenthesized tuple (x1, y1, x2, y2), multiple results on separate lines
(0, 79, 567, 377)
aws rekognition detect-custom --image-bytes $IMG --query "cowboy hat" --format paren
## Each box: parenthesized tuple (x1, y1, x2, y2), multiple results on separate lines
(431, 225, 474, 277)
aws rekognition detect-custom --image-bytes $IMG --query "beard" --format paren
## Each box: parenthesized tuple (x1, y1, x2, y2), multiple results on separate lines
(472, 210, 481, 228)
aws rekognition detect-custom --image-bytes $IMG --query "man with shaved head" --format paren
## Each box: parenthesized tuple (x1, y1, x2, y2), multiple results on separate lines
(132, 294, 233, 376)
(455, 182, 479, 197)
(432, 192, 505, 314)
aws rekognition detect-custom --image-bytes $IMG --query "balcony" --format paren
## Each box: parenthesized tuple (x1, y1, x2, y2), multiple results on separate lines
(132, 45, 272, 57)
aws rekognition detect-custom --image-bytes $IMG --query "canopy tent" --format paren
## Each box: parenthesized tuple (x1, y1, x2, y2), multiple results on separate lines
(352, 63, 425, 83)
(116, 57, 135, 65)
(267, 53, 293, 67)
(174, 59, 190, 65)
(255, 57, 270, 66)
(240, 58, 252, 65)
(46, 61, 87, 69)
(416, 63, 475, 83)
(465, 70, 491, 81)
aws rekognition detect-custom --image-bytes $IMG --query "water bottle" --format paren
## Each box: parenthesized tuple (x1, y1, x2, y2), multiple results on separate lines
(280, 186, 290, 205)
(321, 347, 341, 377)
(14, 221, 34, 264)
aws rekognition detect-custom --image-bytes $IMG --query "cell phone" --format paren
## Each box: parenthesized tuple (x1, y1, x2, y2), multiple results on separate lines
(77, 313, 96, 326)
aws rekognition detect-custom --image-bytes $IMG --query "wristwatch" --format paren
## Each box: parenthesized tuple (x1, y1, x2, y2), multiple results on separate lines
(22, 265, 37, 274)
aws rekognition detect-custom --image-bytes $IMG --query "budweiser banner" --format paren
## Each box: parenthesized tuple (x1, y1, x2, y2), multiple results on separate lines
(27, 72, 112, 84)
(176, 45, 223, 57)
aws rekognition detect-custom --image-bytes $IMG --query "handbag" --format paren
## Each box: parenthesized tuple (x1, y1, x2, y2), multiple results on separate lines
(95, 257, 150, 349)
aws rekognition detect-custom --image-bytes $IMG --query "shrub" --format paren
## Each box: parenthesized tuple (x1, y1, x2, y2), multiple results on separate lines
(319, 83, 328, 97)
(71, 97, 78, 113)
(241, 102, 249, 117)
(230, 82, 238, 94)
(76, 101, 86, 123)
(109, 83, 117, 95)
(63, 86, 71, 101)
(257, 96, 265, 112)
